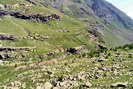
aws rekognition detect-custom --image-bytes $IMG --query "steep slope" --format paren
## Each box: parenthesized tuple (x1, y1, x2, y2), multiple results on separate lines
(0, 0, 99, 52)
(42, 0, 133, 47)
(0, 0, 102, 69)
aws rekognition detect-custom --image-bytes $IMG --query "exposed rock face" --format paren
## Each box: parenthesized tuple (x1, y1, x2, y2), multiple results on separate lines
(11, 12, 61, 23)
(0, 34, 18, 41)
(0, 10, 60, 23)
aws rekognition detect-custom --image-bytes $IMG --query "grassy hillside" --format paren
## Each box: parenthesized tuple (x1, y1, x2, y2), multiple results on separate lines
(0, 0, 132, 89)
(42, 0, 133, 47)
(0, 0, 99, 52)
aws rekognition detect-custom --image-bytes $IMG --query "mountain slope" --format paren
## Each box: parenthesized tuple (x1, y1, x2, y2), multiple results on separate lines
(42, 0, 133, 47)
(0, 0, 99, 52)
(0, 0, 132, 89)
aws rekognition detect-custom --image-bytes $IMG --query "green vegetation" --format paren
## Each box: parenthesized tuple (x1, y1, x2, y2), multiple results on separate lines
(0, 0, 133, 89)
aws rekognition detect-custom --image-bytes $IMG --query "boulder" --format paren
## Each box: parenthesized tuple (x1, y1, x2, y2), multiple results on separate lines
(43, 82, 53, 89)
(97, 57, 106, 62)
(83, 81, 92, 88)
(0, 4, 5, 10)
(36, 86, 42, 89)
(111, 82, 128, 88)
(53, 87, 59, 89)
(0, 60, 3, 65)
(67, 48, 79, 54)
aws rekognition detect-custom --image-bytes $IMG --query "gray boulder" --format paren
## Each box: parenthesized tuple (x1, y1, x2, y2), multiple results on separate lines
(0, 4, 5, 10)
(111, 82, 128, 88)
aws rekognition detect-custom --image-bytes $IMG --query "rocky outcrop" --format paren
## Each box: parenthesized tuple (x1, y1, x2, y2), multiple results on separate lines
(0, 10, 61, 23)
(0, 54, 16, 59)
(0, 34, 18, 41)
(88, 22, 105, 30)
(25, 0, 37, 5)
(0, 10, 9, 16)
(88, 29, 105, 43)
(66, 46, 88, 54)
(89, 0, 133, 30)
(96, 45, 107, 50)
(67, 48, 79, 54)
(10, 12, 61, 23)
(0, 47, 35, 52)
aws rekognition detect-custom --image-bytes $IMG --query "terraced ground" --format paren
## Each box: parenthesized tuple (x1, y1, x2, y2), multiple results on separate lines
(0, 44, 132, 89)
(0, 0, 99, 52)
(0, 1, 99, 88)
(0, 0, 133, 89)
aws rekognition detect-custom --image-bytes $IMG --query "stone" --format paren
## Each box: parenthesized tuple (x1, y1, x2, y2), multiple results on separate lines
(11, 87, 19, 89)
(83, 81, 92, 88)
(67, 48, 79, 54)
(53, 87, 59, 89)
(22, 83, 26, 88)
(0, 60, 3, 65)
(113, 70, 119, 75)
(111, 82, 128, 88)
(77, 74, 86, 81)
(43, 82, 53, 89)
(0, 4, 5, 10)
(36, 86, 42, 89)
(97, 57, 106, 62)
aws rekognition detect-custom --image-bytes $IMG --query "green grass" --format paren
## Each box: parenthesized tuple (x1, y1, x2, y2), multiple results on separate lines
(0, 1, 132, 89)
(0, 10, 97, 53)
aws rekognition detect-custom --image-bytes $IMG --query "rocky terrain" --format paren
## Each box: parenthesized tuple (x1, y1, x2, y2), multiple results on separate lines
(0, 0, 132, 89)
(0, 10, 60, 23)
(0, 44, 132, 89)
